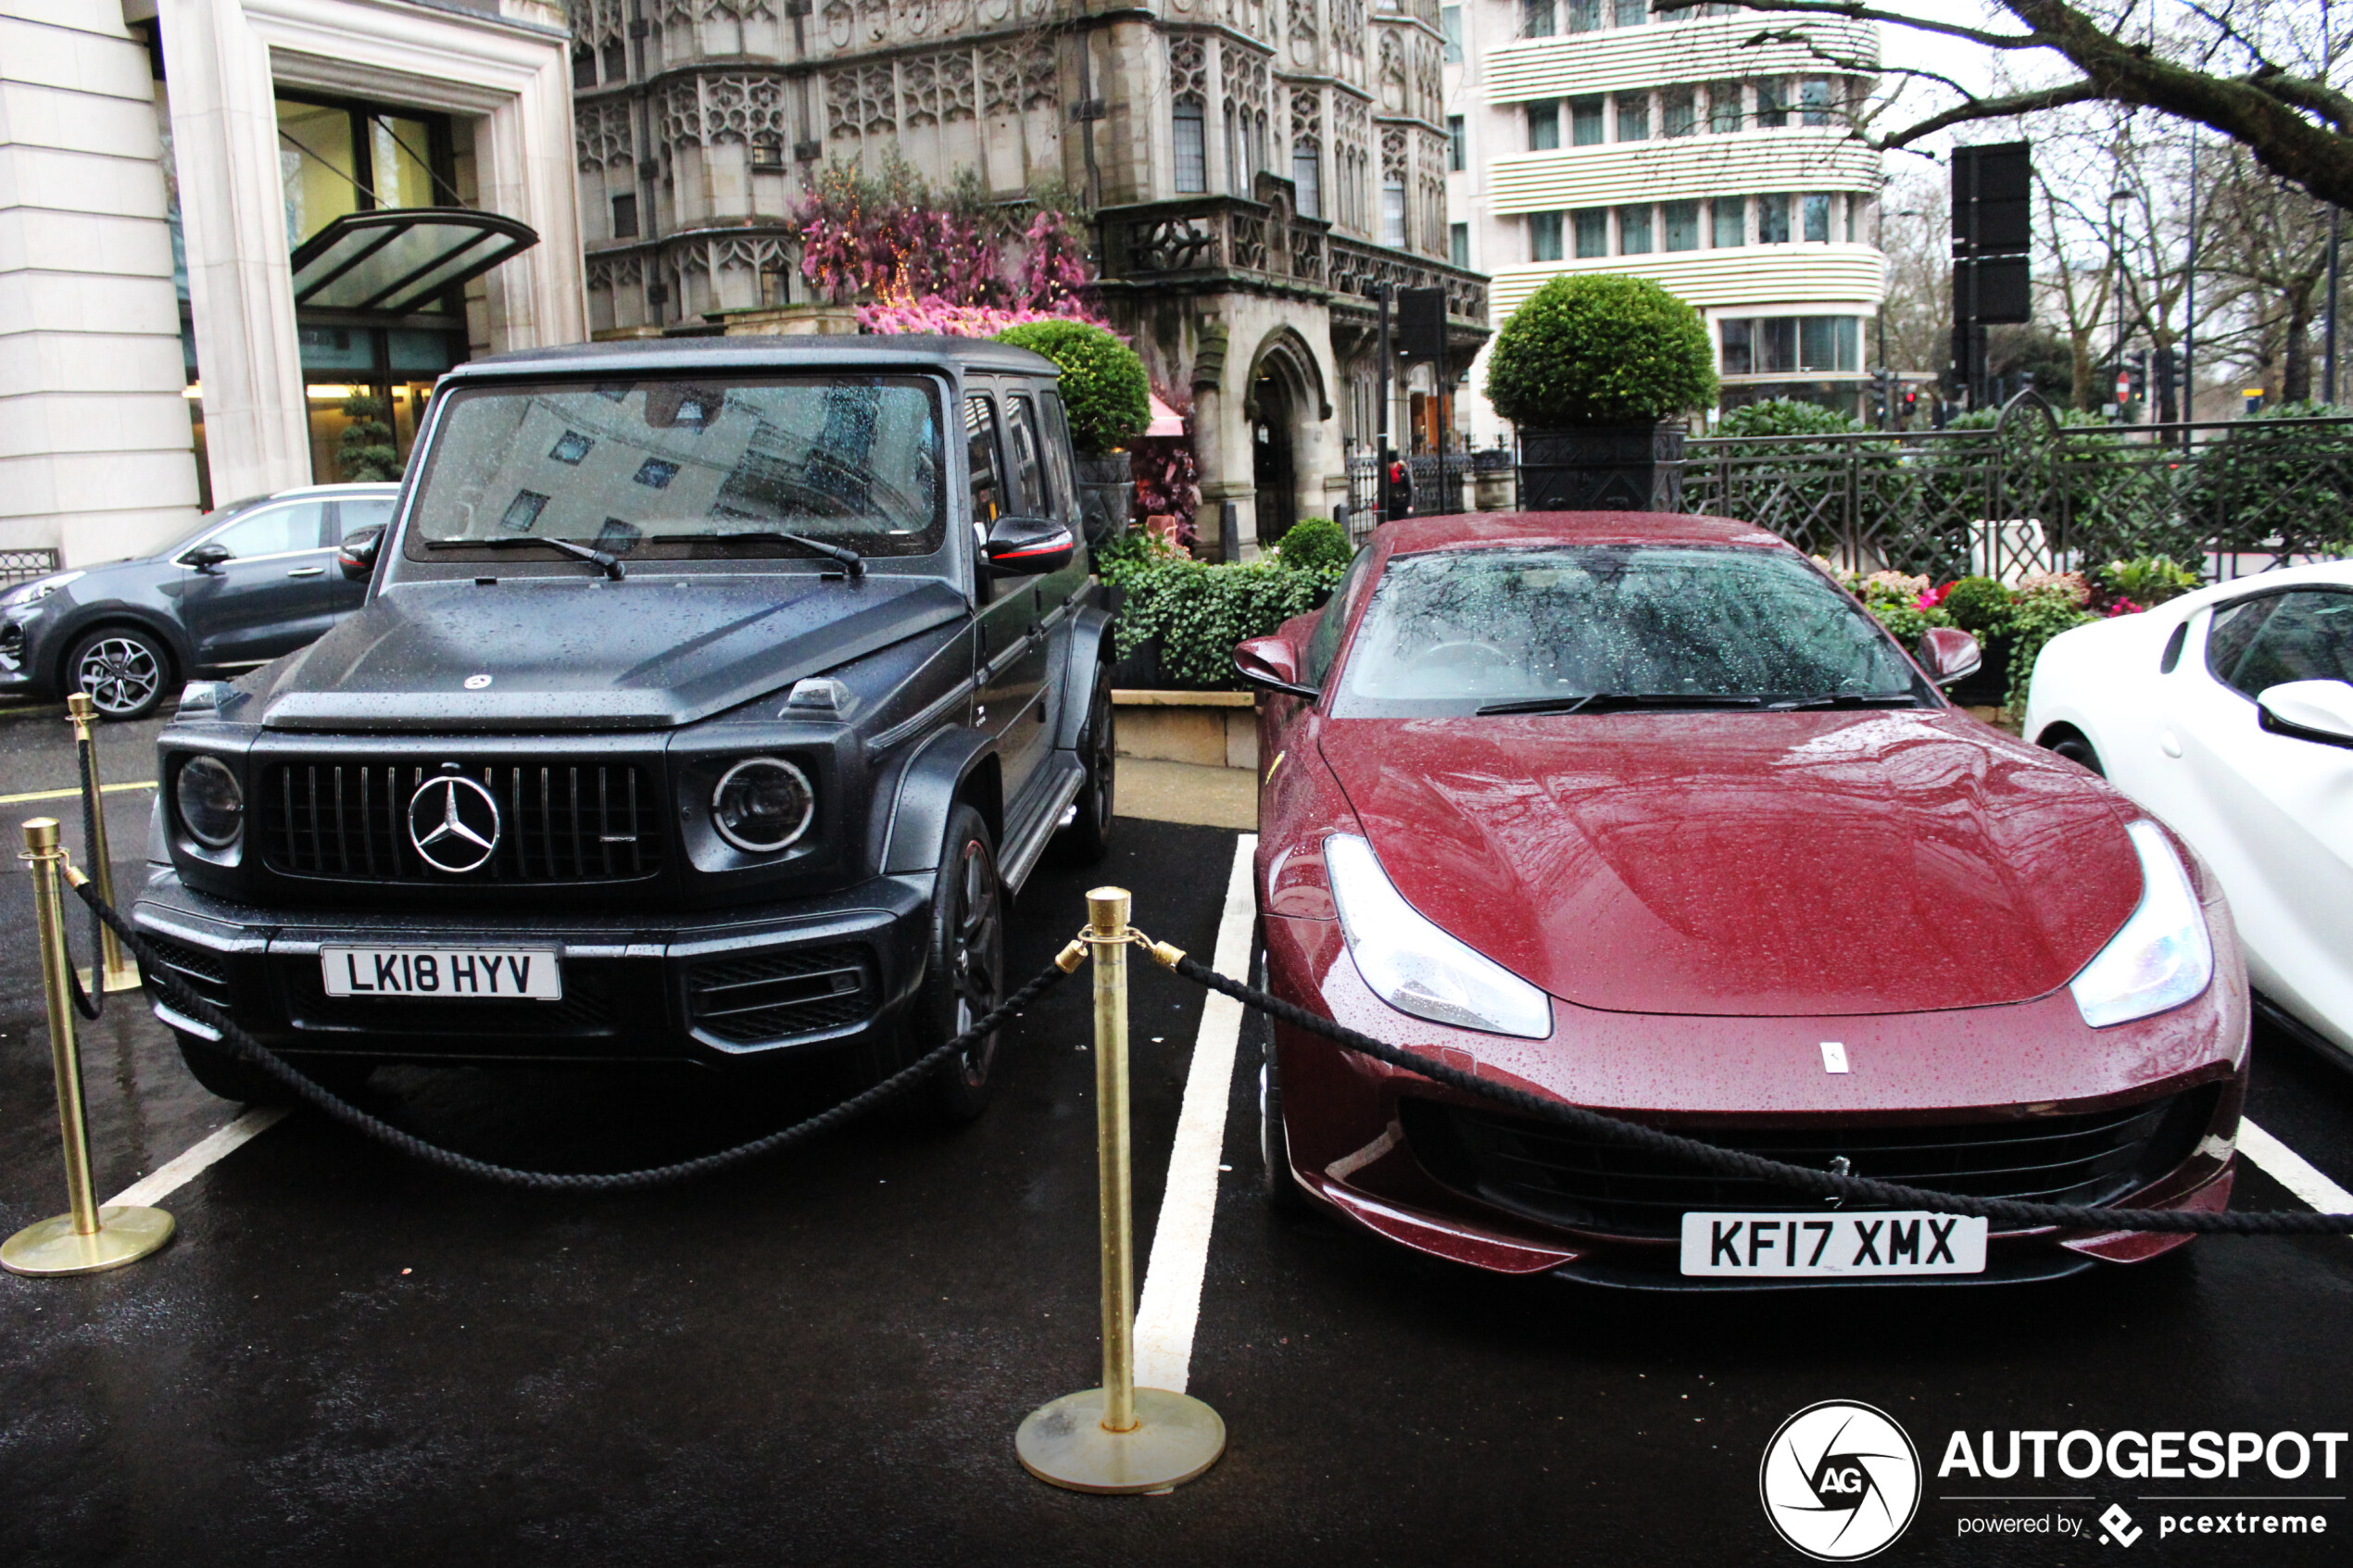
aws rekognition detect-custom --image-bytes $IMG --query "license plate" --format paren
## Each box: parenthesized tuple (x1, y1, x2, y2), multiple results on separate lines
(1679, 1211, 1987, 1278)
(321, 947, 561, 1000)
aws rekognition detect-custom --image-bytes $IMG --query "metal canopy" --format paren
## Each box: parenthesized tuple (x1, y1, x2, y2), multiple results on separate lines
(289, 208, 538, 315)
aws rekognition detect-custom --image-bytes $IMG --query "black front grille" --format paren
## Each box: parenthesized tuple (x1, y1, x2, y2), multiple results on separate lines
(686, 946, 874, 1046)
(1403, 1088, 2219, 1240)
(141, 934, 232, 1004)
(259, 759, 665, 884)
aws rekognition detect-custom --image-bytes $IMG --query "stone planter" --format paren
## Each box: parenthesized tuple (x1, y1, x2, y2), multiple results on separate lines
(1075, 452, 1136, 547)
(717, 304, 862, 336)
(1517, 420, 1687, 511)
(1113, 690, 1258, 771)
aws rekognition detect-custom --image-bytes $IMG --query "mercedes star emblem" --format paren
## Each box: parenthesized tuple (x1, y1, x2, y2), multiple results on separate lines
(408, 774, 502, 873)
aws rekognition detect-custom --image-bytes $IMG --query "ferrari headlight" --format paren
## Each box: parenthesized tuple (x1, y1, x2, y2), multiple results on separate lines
(1325, 834, 1553, 1039)
(174, 756, 244, 848)
(2070, 820, 2213, 1028)
(711, 757, 813, 853)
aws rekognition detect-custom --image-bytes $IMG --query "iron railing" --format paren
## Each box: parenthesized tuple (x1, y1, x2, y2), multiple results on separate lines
(1, 549, 62, 585)
(1680, 397, 2353, 581)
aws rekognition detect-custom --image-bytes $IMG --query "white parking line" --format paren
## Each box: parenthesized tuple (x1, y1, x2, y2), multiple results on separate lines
(105, 1107, 287, 1210)
(1132, 832, 1255, 1396)
(2236, 1118, 2353, 1217)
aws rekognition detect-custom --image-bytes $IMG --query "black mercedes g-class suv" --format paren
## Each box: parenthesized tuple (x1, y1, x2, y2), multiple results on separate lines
(133, 336, 1117, 1121)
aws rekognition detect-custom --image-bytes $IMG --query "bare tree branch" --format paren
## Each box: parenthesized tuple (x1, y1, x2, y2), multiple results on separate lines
(1875, 81, 2106, 149)
(1650, 0, 2047, 50)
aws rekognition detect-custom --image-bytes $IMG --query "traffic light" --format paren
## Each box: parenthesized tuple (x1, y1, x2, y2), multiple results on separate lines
(2130, 351, 2148, 407)
(2155, 346, 2180, 422)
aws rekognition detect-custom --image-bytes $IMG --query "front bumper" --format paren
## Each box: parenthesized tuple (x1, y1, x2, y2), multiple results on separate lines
(132, 865, 934, 1069)
(1266, 913, 2250, 1289)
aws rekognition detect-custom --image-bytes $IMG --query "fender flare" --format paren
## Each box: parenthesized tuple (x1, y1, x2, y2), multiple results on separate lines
(881, 725, 1003, 875)
(1051, 604, 1116, 751)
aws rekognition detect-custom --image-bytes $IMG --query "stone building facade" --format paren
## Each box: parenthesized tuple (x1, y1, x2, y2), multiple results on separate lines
(570, 0, 1488, 549)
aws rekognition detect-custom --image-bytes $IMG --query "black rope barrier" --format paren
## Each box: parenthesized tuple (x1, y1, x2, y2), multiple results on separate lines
(70, 877, 1068, 1193)
(61, 740, 105, 1023)
(1166, 952, 2353, 1236)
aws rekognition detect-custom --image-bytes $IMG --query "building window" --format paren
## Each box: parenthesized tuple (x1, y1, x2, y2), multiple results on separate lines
(1451, 221, 1469, 267)
(1708, 82, 1743, 133)
(1529, 210, 1564, 262)
(1174, 105, 1206, 194)
(1523, 0, 1555, 36)
(1662, 88, 1696, 138)
(549, 431, 593, 464)
(1846, 194, 1861, 243)
(1528, 102, 1560, 151)
(1711, 194, 1743, 246)
(1294, 147, 1322, 217)
(602, 39, 627, 84)
(1756, 79, 1789, 128)
(1448, 116, 1466, 170)
(1617, 94, 1650, 142)
(1567, 0, 1600, 31)
(1803, 193, 1831, 242)
(1382, 180, 1406, 246)
(500, 491, 549, 533)
(1442, 5, 1464, 61)
(573, 49, 597, 90)
(1573, 208, 1608, 257)
(611, 192, 639, 239)
(1570, 96, 1604, 145)
(634, 458, 679, 489)
(1758, 317, 1797, 372)
(1799, 78, 1832, 126)
(1617, 205, 1654, 255)
(1662, 200, 1701, 251)
(1614, 0, 1647, 22)
(1756, 192, 1791, 244)
(1720, 319, 1753, 375)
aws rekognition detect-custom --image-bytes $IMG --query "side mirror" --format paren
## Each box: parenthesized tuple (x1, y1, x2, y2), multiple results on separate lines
(1917, 626, 1982, 686)
(179, 542, 233, 573)
(981, 515, 1076, 576)
(1234, 635, 1320, 700)
(337, 524, 385, 581)
(2257, 680, 2353, 750)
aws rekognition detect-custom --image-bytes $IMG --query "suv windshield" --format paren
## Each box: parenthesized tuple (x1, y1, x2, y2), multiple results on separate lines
(1333, 545, 1927, 716)
(406, 374, 944, 561)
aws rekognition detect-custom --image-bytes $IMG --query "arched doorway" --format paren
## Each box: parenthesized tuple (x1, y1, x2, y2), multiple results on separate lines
(1252, 367, 1296, 544)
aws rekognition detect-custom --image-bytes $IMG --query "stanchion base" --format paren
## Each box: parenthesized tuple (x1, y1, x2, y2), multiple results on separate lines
(81, 966, 143, 995)
(1, 1206, 173, 1276)
(1016, 1387, 1226, 1494)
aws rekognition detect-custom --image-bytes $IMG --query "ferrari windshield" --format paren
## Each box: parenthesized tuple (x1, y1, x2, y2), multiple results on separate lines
(408, 374, 944, 559)
(1334, 546, 1926, 715)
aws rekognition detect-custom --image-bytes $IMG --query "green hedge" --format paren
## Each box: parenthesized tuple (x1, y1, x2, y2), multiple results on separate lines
(994, 320, 1150, 454)
(1100, 534, 1344, 688)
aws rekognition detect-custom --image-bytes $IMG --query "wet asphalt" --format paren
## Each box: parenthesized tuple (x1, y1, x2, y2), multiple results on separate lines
(1, 703, 2350, 1567)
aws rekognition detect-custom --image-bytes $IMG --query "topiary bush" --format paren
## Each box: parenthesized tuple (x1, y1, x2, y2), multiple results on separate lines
(1940, 575, 2014, 636)
(1267, 515, 1352, 575)
(1484, 274, 1718, 427)
(995, 320, 1150, 454)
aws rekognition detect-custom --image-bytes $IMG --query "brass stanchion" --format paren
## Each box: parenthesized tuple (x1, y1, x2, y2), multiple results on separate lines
(1, 819, 172, 1277)
(64, 694, 139, 994)
(1016, 886, 1226, 1493)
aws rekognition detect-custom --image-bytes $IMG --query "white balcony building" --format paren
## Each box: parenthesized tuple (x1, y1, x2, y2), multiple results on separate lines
(1442, 1, 1887, 442)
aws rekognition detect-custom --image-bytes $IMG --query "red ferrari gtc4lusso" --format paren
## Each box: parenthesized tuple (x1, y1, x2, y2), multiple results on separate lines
(1236, 512, 2246, 1288)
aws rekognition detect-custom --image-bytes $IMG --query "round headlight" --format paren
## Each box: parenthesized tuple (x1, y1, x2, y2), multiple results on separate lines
(175, 756, 244, 848)
(711, 757, 812, 854)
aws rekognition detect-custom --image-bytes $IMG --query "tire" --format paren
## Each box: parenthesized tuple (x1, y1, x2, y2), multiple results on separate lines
(1254, 943, 1311, 1213)
(2045, 731, 2106, 777)
(65, 626, 172, 721)
(911, 803, 1007, 1124)
(1062, 669, 1116, 862)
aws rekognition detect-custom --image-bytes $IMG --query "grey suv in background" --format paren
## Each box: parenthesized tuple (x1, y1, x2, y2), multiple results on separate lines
(0, 483, 397, 719)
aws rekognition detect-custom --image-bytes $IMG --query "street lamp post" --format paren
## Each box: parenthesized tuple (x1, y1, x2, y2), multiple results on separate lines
(2109, 186, 2133, 420)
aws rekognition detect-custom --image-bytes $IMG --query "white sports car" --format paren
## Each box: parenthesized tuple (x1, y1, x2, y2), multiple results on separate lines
(2024, 561, 2353, 1060)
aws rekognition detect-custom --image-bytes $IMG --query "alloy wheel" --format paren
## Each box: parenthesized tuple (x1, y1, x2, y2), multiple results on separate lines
(76, 636, 162, 717)
(947, 834, 1004, 1088)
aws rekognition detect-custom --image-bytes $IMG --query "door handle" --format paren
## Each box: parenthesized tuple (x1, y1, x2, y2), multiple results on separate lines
(285, 566, 326, 578)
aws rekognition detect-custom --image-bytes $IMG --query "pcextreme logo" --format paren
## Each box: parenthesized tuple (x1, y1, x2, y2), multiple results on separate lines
(1760, 1400, 1923, 1562)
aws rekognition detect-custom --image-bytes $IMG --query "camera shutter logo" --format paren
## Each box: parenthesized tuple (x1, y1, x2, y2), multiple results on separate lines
(1759, 1400, 1921, 1561)
(408, 775, 501, 872)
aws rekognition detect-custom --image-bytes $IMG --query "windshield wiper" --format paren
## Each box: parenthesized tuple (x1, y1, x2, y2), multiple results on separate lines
(426, 536, 625, 581)
(668, 530, 864, 578)
(1475, 693, 1769, 716)
(1763, 693, 1923, 710)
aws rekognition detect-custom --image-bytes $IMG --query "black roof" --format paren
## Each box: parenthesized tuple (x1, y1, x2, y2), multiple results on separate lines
(447, 333, 1058, 383)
